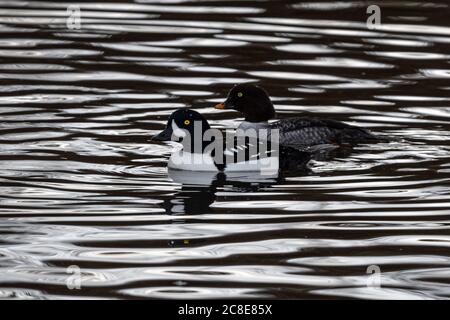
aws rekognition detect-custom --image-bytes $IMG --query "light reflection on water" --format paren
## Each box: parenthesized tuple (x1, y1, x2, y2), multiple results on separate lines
(0, 0, 450, 299)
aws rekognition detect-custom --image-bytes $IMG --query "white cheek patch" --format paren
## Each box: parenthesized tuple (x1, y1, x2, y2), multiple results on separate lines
(171, 120, 187, 138)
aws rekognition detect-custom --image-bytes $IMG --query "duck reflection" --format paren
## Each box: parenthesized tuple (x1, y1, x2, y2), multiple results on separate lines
(161, 144, 355, 216)
(162, 145, 355, 249)
(161, 169, 281, 216)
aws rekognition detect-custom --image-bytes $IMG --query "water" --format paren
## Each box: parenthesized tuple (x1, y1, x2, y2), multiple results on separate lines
(1, 0, 450, 300)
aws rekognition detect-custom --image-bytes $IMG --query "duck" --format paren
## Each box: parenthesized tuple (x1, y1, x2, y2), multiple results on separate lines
(214, 84, 388, 149)
(152, 108, 310, 173)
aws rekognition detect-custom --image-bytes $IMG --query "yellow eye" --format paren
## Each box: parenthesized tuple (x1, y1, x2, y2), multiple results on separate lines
(184, 119, 190, 125)
(237, 92, 243, 97)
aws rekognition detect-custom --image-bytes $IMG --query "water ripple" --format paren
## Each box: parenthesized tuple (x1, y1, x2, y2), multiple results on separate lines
(1, 0, 450, 300)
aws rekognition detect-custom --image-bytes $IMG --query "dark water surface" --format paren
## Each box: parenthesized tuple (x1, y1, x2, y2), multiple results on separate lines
(1, 0, 450, 299)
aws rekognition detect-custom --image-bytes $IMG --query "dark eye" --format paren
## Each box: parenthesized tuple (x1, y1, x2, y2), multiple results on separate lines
(184, 119, 190, 125)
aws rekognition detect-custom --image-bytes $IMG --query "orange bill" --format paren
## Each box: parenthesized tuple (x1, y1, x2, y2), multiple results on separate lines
(214, 102, 225, 109)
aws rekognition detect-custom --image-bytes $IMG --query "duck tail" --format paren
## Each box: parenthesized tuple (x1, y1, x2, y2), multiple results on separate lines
(342, 128, 391, 144)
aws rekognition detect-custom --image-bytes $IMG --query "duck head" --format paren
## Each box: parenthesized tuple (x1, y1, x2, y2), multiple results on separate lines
(152, 108, 211, 153)
(215, 84, 275, 122)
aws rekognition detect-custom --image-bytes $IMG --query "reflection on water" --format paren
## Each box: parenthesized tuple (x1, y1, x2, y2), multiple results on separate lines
(1, 0, 450, 299)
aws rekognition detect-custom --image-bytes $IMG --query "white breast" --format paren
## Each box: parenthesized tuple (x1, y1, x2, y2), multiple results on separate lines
(168, 150, 218, 171)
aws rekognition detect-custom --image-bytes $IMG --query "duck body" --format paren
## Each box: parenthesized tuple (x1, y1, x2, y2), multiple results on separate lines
(236, 117, 384, 148)
(271, 116, 385, 148)
(215, 84, 388, 149)
(167, 149, 282, 173)
(152, 108, 310, 174)
(167, 150, 217, 171)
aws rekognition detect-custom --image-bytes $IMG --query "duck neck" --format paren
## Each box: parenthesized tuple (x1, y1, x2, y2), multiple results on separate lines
(237, 121, 270, 131)
(242, 102, 275, 123)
